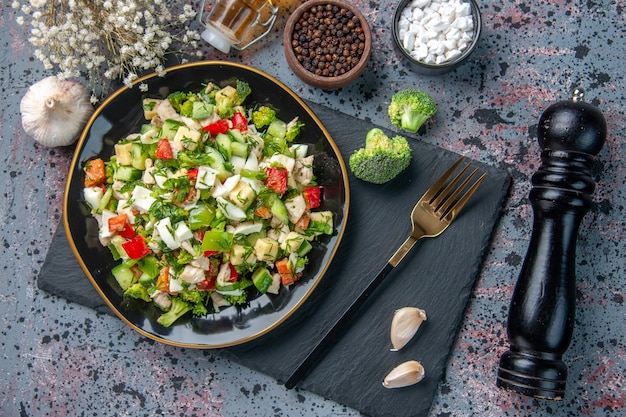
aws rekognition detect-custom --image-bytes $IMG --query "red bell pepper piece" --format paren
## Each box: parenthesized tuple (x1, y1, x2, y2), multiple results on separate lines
(155, 139, 173, 160)
(227, 263, 238, 282)
(303, 186, 321, 209)
(187, 168, 198, 180)
(265, 166, 288, 194)
(121, 235, 151, 260)
(202, 119, 229, 135)
(231, 112, 248, 131)
(108, 213, 135, 239)
(197, 275, 216, 291)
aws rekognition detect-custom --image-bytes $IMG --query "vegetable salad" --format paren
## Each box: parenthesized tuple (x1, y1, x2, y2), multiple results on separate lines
(82, 80, 334, 327)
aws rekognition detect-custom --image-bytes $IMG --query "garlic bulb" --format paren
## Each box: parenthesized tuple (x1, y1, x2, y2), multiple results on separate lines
(382, 360, 425, 388)
(20, 76, 93, 147)
(390, 307, 427, 351)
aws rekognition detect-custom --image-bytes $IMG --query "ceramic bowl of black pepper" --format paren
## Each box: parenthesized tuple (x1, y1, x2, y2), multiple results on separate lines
(284, 0, 372, 90)
(393, 0, 482, 75)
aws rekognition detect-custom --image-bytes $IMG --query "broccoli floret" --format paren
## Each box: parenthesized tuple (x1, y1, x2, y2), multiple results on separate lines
(223, 293, 248, 306)
(179, 287, 209, 317)
(123, 283, 152, 303)
(214, 81, 251, 119)
(252, 106, 277, 129)
(348, 128, 412, 184)
(168, 91, 195, 115)
(179, 287, 205, 304)
(157, 297, 192, 327)
(235, 80, 252, 105)
(387, 88, 437, 133)
(285, 117, 305, 142)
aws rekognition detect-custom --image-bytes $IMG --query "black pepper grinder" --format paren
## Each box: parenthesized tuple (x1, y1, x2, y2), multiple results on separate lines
(496, 89, 607, 399)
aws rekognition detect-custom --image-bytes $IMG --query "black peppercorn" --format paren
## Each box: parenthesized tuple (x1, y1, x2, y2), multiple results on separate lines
(290, 3, 366, 78)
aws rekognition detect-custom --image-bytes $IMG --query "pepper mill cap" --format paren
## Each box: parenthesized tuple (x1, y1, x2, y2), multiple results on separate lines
(538, 88, 607, 155)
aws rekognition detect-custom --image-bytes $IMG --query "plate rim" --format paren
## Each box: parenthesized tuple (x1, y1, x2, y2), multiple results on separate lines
(63, 60, 351, 348)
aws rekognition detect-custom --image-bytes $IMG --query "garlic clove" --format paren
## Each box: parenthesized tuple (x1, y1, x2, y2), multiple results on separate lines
(390, 307, 427, 351)
(20, 76, 94, 147)
(382, 360, 425, 388)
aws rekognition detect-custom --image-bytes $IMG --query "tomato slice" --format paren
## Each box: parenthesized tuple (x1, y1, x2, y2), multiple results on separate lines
(231, 112, 248, 131)
(265, 166, 288, 194)
(303, 186, 321, 209)
(155, 139, 173, 160)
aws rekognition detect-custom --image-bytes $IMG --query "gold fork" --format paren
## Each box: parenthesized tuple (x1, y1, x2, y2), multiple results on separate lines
(284, 156, 486, 389)
(388, 156, 487, 267)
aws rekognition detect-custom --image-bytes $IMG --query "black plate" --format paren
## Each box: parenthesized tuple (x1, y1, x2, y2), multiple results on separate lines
(63, 61, 350, 348)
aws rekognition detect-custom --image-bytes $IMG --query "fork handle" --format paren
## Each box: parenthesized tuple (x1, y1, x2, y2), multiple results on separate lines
(284, 262, 395, 389)
(389, 236, 420, 267)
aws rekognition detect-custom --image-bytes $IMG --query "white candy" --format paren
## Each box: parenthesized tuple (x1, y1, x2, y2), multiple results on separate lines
(397, 0, 475, 65)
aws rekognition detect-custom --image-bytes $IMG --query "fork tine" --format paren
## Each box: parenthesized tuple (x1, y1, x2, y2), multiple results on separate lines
(437, 171, 487, 220)
(430, 163, 472, 209)
(422, 156, 466, 202)
(434, 166, 479, 212)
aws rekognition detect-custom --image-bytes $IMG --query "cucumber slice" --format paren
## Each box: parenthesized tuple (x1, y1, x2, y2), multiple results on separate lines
(112, 264, 135, 291)
(216, 133, 232, 160)
(114, 166, 142, 181)
(161, 119, 185, 140)
(230, 141, 249, 158)
(270, 198, 289, 225)
(252, 267, 273, 294)
(131, 143, 148, 170)
(204, 147, 231, 180)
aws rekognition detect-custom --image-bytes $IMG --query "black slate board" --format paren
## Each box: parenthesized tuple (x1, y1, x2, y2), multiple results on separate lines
(38, 102, 511, 417)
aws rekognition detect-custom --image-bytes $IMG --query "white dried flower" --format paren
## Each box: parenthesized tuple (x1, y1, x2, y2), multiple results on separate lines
(13, 0, 200, 97)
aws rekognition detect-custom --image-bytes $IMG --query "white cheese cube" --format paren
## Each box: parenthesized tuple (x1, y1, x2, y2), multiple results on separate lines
(280, 231, 305, 253)
(230, 244, 257, 266)
(131, 185, 156, 213)
(174, 221, 193, 242)
(266, 273, 281, 295)
(99, 209, 117, 238)
(115, 143, 133, 166)
(155, 217, 179, 250)
(228, 181, 255, 208)
(196, 166, 218, 190)
(269, 153, 296, 173)
(173, 125, 201, 151)
(83, 186, 104, 211)
(254, 237, 280, 262)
